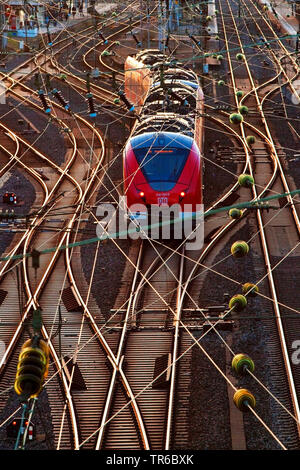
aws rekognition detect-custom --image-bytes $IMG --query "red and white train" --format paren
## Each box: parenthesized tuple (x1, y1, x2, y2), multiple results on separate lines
(123, 50, 204, 237)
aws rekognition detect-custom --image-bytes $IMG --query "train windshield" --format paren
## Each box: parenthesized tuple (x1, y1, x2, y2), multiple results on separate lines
(134, 147, 190, 191)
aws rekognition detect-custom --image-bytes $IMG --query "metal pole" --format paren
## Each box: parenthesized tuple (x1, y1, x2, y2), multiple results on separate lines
(0, 3, 4, 55)
(147, 0, 150, 48)
(24, 0, 28, 50)
(158, 0, 163, 50)
(140, 0, 143, 48)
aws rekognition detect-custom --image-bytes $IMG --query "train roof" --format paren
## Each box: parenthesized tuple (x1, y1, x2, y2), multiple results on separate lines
(130, 131, 194, 151)
(133, 114, 195, 138)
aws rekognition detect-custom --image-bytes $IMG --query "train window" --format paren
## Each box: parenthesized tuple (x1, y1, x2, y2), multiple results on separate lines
(134, 147, 190, 191)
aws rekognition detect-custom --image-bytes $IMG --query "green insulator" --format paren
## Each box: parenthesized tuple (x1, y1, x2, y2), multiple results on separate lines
(229, 294, 247, 312)
(231, 240, 249, 258)
(233, 388, 256, 411)
(215, 9, 219, 15)
(206, 15, 212, 21)
(232, 354, 255, 375)
(238, 173, 254, 187)
(102, 50, 110, 56)
(115, 41, 120, 46)
(229, 113, 243, 124)
(204, 52, 210, 57)
(60, 74, 67, 81)
(217, 54, 223, 61)
(236, 90, 244, 98)
(112, 11, 117, 17)
(239, 105, 249, 115)
(263, 5, 269, 10)
(229, 208, 242, 219)
(242, 283, 259, 297)
(114, 98, 120, 104)
(212, 53, 217, 59)
(217, 80, 225, 86)
(215, 35, 219, 40)
(236, 53, 245, 61)
(246, 135, 256, 145)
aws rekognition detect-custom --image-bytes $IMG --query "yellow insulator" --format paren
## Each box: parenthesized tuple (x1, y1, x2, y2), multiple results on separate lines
(14, 339, 49, 398)
(233, 388, 256, 411)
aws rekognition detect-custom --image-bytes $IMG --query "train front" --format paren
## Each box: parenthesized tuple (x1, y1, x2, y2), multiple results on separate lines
(124, 130, 202, 239)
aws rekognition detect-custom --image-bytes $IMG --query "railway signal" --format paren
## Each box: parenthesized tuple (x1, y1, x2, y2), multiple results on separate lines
(2, 192, 17, 204)
(6, 418, 35, 440)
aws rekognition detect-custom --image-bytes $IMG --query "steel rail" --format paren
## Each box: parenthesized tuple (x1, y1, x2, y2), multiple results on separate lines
(223, 0, 300, 437)
(94, 241, 150, 449)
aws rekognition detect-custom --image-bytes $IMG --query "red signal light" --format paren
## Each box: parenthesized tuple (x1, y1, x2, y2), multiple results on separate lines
(12, 421, 17, 426)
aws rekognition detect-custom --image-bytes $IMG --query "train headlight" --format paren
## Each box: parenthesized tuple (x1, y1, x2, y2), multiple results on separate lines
(139, 191, 145, 198)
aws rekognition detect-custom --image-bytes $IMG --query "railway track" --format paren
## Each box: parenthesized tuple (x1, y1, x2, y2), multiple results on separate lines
(1, 0, 299, 450)
(0, 2, 164, 450)
(216, 0, 300, 447)
(0, 18, 115, 447)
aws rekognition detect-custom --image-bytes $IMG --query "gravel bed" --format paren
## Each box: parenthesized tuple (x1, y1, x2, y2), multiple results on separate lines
(80, 118, 130, 321)
(0, 169, 36, 257)
(189, 221, 283, 449)
(1, 53, 32, 72)
(0, 99, 66, 167)
(189, 330, 232, 449)
(0, 383, 55, 450)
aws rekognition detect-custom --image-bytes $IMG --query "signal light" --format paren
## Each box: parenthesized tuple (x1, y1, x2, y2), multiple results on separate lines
(7, 418, 35, 440)
(3, 192, 17, 204)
